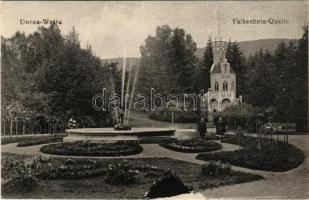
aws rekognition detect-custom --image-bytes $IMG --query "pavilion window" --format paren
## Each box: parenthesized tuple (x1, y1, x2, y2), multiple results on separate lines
(215, 82, 219, 91)
(223, 81, 228, 91)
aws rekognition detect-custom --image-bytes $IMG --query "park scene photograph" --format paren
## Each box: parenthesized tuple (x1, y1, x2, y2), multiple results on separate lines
(1, 1, 308, 199)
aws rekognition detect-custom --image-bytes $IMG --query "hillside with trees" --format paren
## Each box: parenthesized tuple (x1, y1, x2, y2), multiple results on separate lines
(1, 24, 307, 132)
(136, 25, 308, 132)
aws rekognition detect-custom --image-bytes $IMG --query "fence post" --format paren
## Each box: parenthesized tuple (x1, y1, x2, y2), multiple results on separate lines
(3, 121, 6, 136)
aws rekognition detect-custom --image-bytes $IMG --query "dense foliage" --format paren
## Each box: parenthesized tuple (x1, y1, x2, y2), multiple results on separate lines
(149, 107, 199, 123)
(1, 155, 39, 193)
(244, 27, 308, 132)
(136, 25, 198, 109)
(1, 25, 116, 127)
(160, 139, 221, 153)
(136, 25, 308, 132)
(221, 103, 268, 131)
(196, 135, 305, 172)
(192, 38, 213, 92)
(104, 160, 139, 185)
(2, 23, 307, 132)
(40, 141, 143, 156)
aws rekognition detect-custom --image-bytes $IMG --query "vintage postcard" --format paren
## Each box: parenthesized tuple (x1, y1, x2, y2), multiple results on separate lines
(1, 1, 308, 199)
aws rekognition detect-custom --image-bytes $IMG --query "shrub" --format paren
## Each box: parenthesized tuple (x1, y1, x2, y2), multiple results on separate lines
(40, 141, 143, 157)
(201, 161, 231, 177)
(160, 139, 222, 153)
(134, 164, 167, 178)
(221, 104, 266, 131)
(1, 156, 40, 193)
(149, 107, 199, 123)
(104, 160, 139, 185)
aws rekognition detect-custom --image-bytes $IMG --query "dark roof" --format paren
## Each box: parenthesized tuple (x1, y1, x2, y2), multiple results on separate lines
(211, 62, 235, 74)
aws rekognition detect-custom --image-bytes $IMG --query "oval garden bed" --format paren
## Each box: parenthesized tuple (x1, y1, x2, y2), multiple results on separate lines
(160, 139, 222, 153)
(40, 141, 143, 157)
(196, 135, 305, 172)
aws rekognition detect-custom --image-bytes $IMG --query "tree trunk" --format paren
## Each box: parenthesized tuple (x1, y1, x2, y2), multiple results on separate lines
(15, 121, 18, 135)
(10, 121, 13, 136)
(3, 121, 6, 136)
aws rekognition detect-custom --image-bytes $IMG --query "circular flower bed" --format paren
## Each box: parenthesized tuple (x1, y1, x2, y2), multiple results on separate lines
(40, 141, 143, 156)
(160, 139, 222, 153)
(197, 135, 305, 172)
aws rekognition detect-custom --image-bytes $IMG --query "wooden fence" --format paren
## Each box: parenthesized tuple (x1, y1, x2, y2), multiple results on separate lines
(1, 120, 66, 136)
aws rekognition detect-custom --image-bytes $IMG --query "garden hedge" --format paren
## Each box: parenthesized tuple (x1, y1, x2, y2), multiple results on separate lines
(149, 108, 199, 123)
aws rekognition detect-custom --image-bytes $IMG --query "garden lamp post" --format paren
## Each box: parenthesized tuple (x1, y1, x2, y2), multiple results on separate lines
(282, 87, 288, 143)
(207, 88, 212, 120)
(257, 113, 263, 150)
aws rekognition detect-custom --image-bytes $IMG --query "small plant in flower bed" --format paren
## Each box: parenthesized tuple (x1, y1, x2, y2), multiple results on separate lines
(135, 164, 168, 178)
(197, 135, 305, 172)
(160, 139, 222, 153)
(1, 154, 40, 193)
(37, 159, 105, 179)
(201, 160, 231, 177)
(40, 141, 143, 156)
(104, 160, 140, 185)
(17, 135, 64, 147)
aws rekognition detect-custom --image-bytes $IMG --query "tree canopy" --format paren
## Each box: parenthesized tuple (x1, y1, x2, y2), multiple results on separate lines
(1, 25, 115, 126)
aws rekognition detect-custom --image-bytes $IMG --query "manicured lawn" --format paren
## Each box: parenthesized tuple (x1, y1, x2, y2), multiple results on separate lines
(17, 134, 64, 147)
(2, 153, 263, 199)
(196, 135, 305, 172)
(1, 134, 67, 145)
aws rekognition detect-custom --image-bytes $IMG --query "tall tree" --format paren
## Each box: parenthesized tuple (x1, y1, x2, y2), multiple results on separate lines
(137, 25, 198, 101)
(169, 28, 197, 92)
(1, 25, 116, 127)
(226, 41, 246, 96)
(294, 26, 308, 131)
(193, 37, 213, 92)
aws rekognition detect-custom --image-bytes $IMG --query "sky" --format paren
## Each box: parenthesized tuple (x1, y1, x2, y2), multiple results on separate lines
(1, 1, 307, 59)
